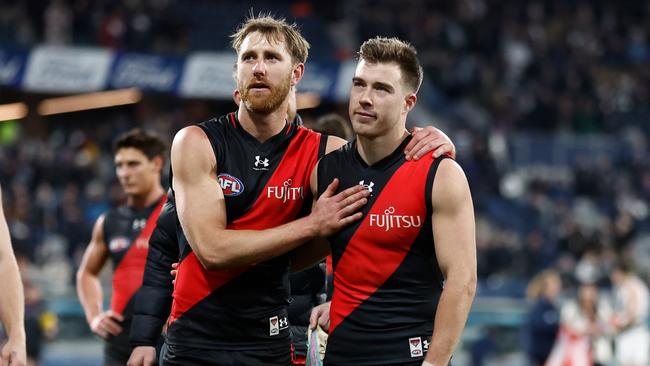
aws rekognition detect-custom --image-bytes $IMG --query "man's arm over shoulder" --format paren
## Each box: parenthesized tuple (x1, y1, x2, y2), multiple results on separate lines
(172, 127, 367, 271)
(425, 159, 477, 365)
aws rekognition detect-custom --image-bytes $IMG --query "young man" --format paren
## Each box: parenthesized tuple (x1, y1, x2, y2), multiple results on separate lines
(77, 129, 167, 365)
(0, 186, 27, 366)
(309, 37, 477, 366)
(140, 15, 453, 366)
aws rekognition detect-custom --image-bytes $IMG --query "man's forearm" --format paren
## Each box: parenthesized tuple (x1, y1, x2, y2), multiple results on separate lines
(184, 215, 319, 271)
(76, 274, 104, 324)
(425, 277, 476, 365)
(0, 254, 24, 339)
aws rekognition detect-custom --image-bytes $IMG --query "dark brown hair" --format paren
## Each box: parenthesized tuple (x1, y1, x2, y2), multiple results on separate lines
(113, 128, 166, 161)
(358, 37, 423, 93)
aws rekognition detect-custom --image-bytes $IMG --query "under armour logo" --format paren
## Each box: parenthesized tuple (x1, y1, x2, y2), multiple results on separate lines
(254, 155, 270, 170)
(359, 180, 374, 193)
(279, 317, 288, 328)
(255, 156, 269, 167)
(423, 339, 430, 350)
(132, 219, 146, 231)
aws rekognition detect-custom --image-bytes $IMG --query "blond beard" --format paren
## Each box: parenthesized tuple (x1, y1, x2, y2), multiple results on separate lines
(239, 73, 292, 114)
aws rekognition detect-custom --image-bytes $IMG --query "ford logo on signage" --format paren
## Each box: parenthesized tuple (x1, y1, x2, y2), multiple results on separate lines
(218, 173, 244, 196)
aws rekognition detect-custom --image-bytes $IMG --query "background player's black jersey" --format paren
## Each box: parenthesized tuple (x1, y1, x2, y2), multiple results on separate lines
(166, 112, 326, 351)
(101, 195, 166, 362)
(317, 137, 447, 365)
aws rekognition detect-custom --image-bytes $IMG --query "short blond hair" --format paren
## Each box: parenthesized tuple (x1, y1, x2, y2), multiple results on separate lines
(231, 15, 310, 65)
(358, 37, 423, 94)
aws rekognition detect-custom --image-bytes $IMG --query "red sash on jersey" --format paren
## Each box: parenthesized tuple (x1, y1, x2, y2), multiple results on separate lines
(111, 195, 167, 315)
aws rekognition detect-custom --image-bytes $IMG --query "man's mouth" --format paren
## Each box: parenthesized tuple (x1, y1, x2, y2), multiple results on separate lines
(249, 82, 270, 91)
(355, 111, 376, 118)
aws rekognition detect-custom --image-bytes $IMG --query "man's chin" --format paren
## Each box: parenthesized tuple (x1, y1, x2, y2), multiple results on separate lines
(123, 188, 140, 196)
(245, 100, 280, 114)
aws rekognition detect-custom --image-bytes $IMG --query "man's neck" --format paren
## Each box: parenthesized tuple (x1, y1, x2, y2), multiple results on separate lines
(356, 126, 409, 166)
(127, 184, 164, 209)
(237, 103, 289, 142)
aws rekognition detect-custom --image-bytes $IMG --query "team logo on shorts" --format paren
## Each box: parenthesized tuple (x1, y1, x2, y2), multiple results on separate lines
(409, 337, 423, 357)
(269, 315, 289, 336)
(108, 236, 130, 253)
(218, 174, 244, 196)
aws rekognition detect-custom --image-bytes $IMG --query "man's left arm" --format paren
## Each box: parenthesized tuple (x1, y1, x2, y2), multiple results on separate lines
(425, 159, 476, 366)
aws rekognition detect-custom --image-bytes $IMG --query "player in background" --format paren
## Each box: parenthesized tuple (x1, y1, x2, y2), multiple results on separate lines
(77, 129, 167, 366)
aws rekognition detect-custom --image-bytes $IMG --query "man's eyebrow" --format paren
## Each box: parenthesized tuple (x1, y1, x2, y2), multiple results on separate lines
(372, 81, 394, 92)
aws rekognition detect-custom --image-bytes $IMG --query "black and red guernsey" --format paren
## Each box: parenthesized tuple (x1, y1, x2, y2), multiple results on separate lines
(317, 137, 447, 366)
(102, 194, 166, 360)
(166, 112, 326, 352)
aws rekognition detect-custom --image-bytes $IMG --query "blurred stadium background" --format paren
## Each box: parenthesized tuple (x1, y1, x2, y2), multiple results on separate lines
(1, 0, 650, 365)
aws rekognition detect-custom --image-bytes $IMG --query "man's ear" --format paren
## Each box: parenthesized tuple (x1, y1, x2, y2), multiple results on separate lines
(291, 63, 305, 87)
(152, 156, 164, 172)
(403, 93, 417, 114)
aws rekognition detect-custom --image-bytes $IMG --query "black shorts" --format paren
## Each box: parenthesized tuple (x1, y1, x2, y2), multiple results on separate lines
(104, 332, 164, 366)
(104, 332, 131, 366)
(325, 362, 436, 366)
(160, 342, 291, 366)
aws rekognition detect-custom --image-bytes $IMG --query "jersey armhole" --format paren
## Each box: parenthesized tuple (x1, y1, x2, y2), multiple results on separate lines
(197, 123, 221, 167)
(425, 156, 451, 216)
(317, 133, 328, 159)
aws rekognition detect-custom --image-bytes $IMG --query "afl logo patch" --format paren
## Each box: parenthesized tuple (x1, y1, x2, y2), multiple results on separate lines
(109, 236, 130, 252)
(218, 173, 244, 196)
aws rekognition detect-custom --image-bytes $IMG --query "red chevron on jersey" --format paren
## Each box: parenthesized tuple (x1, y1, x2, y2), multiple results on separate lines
(169, 127, 320, 322)
(229, 126, 319, 230)
(329, 156, 433, 333)
(168, 252, 248, 323)
(111, 195, 166, 315)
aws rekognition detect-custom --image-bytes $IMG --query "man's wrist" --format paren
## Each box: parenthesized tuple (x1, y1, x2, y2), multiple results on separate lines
(422, 361, 434, 366)
(7, 328, 26, 341)
(302, 215, 321, 239)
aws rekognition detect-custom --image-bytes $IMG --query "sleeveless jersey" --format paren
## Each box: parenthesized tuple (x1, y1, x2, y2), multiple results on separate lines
(167, 112, 326, 351)
(102, 194, 166, 357)
(130, 190, 179, 347)
(317, 137, 447, 365)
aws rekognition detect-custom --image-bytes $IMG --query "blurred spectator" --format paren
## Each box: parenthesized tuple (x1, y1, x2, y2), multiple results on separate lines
(43, 0, 71, 45)
(546, 283, 612, 366)
(610, 260, 649, 366)
(524, 269, 562, 366)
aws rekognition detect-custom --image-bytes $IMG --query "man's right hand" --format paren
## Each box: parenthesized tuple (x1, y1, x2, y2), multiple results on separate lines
(309, 179, 369, 237)
(127, 346, 157, 366)
(89, 310, 124, 339)
(171, 262, 178, 284)
(309, 302, 331, 333)
(0, 332, 26, 366)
